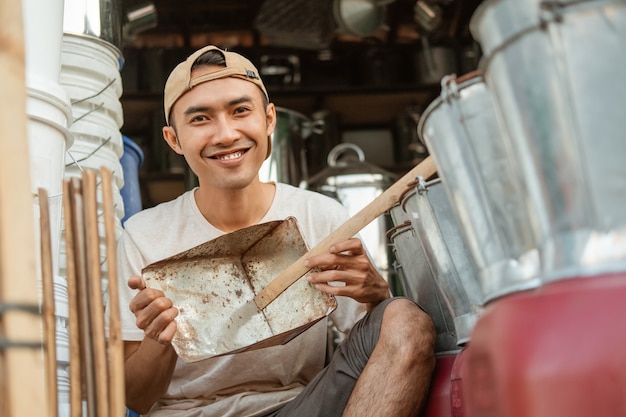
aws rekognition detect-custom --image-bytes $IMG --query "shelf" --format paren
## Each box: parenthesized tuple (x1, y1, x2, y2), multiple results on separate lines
(120, 83, 440, 136)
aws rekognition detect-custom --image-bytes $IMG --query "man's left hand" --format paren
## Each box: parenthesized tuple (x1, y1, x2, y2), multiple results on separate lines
(304, 237, 390, 307)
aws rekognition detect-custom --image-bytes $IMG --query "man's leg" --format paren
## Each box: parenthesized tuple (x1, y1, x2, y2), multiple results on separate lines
(266, 297, 435, 417)
(343, 298, 436, 417)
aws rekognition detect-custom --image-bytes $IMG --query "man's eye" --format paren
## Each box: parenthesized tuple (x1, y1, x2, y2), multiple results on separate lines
(234, 107, 250, 114)
(191, 115, 208, 122)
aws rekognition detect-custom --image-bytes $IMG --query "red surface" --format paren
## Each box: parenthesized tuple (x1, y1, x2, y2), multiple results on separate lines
(462, 272, 626, 417)
(422, 353, 458, 417)
(450, 347, 468, 417)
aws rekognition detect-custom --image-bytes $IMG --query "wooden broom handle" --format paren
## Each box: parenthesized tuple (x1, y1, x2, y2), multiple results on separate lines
(254, 156, 437, 310)
(38, 188, 58, 417)
(100, 167, 126, 417)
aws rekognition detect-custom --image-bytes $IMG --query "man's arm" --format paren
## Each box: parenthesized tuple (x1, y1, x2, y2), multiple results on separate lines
(124, 339, 178, 414)
(124, 276, 180, 414)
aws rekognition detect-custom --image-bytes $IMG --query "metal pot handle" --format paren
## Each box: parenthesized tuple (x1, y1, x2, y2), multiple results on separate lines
(327, 143, 366, 167)
(302, 119, 325, 138)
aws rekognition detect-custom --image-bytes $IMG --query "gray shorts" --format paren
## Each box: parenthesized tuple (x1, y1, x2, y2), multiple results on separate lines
(262, 297, 406, 417)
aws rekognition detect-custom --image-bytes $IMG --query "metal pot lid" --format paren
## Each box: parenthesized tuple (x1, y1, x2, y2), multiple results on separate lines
(305, 143, 397, 188)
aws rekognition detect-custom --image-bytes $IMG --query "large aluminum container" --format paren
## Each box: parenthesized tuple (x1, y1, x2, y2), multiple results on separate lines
(471, 0, 626, 282)
(418, 73, 541, 302)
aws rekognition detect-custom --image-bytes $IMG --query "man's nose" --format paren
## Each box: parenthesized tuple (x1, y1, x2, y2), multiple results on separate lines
(213, 116, 239, 145)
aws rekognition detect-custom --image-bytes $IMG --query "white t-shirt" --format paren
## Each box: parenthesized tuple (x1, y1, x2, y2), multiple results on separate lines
(117, 183, 366, 417)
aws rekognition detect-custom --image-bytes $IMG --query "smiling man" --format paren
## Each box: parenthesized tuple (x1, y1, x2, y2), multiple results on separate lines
(116, 45, 435, 417)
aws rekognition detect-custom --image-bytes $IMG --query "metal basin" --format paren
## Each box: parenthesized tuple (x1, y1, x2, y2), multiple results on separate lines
(471, 0, 626, 282)
(418, 73, 541, 302)
(387, 205, 458, 352)
(143, 217, 336, 362)
(403, 179, 483, 345)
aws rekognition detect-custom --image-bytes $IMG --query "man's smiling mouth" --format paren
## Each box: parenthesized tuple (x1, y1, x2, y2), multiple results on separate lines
(212, 149, 246, 160)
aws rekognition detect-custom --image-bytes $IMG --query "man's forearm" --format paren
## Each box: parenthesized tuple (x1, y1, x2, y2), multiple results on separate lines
(124, 338, 178, 414)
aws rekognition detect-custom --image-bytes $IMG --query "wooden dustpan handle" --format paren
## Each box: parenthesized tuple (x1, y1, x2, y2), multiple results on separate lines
(254, 156, 437, 310)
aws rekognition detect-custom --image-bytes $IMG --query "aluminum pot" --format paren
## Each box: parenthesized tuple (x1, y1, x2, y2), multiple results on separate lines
(471, 0, 626, 283)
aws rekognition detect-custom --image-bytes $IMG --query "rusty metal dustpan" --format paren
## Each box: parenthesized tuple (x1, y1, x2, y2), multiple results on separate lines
(143, 156, 437, 362)
(143, 217, 337, 362)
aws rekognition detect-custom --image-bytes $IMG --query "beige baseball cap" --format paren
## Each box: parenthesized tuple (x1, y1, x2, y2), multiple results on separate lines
(163, 45, 269, 126)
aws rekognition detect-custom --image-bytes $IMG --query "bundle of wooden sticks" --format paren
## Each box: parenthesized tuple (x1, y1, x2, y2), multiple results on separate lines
(39, 167, 125, 417)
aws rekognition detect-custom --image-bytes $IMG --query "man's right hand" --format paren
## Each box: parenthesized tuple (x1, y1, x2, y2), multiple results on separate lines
(128, 276, 179, 344)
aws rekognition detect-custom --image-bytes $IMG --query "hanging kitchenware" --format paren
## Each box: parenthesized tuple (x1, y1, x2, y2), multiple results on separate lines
(392, 103, 428, 165)
(333, 0, 394, 37)
(305, 110, 341, 179)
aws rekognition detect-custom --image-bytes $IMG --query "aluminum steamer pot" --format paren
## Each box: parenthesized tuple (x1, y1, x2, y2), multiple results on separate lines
(304, 143, 397, 282)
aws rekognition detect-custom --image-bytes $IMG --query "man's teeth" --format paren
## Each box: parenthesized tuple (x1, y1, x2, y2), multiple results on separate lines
(217, 150, 244, 160)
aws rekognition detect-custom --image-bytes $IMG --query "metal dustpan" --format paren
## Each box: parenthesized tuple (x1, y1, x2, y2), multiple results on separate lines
(142, 217, 337, 362)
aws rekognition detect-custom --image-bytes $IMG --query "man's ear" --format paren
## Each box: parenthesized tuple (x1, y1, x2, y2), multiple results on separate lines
(265, 103, 276, 137)
(163, 125, 183, 155)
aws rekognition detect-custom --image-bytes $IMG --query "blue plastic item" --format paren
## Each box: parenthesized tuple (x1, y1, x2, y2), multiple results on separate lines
(120, 135, 145, 224)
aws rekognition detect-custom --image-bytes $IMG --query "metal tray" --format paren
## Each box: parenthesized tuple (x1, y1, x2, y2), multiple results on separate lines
(142, 217, 337, 362)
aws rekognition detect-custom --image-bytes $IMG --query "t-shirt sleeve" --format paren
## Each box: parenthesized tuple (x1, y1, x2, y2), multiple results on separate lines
(115, 228, 148, 341)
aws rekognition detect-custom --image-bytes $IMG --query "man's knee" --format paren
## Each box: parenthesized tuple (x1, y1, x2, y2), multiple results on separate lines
(380, 298, 436, 364)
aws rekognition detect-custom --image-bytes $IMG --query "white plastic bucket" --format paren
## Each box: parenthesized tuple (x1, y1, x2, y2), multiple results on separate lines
(23, 0, 65, 82)
(57, 228, 113, 274)
(63, 82, 124, 130)
(26, 76, 73, 148)
(27, 78, 73, 278)
(54, 275, 69, 319)
(60, 34, 123, 118)
(56, 315, 70, 364)
(65, 139, 125, 188)
(54, 275, 70, 365)
(61, 33, 122, 87)
(69, 109, 124, 157)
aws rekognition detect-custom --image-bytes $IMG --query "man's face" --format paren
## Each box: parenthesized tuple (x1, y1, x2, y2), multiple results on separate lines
(163, 66, 275, 191)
